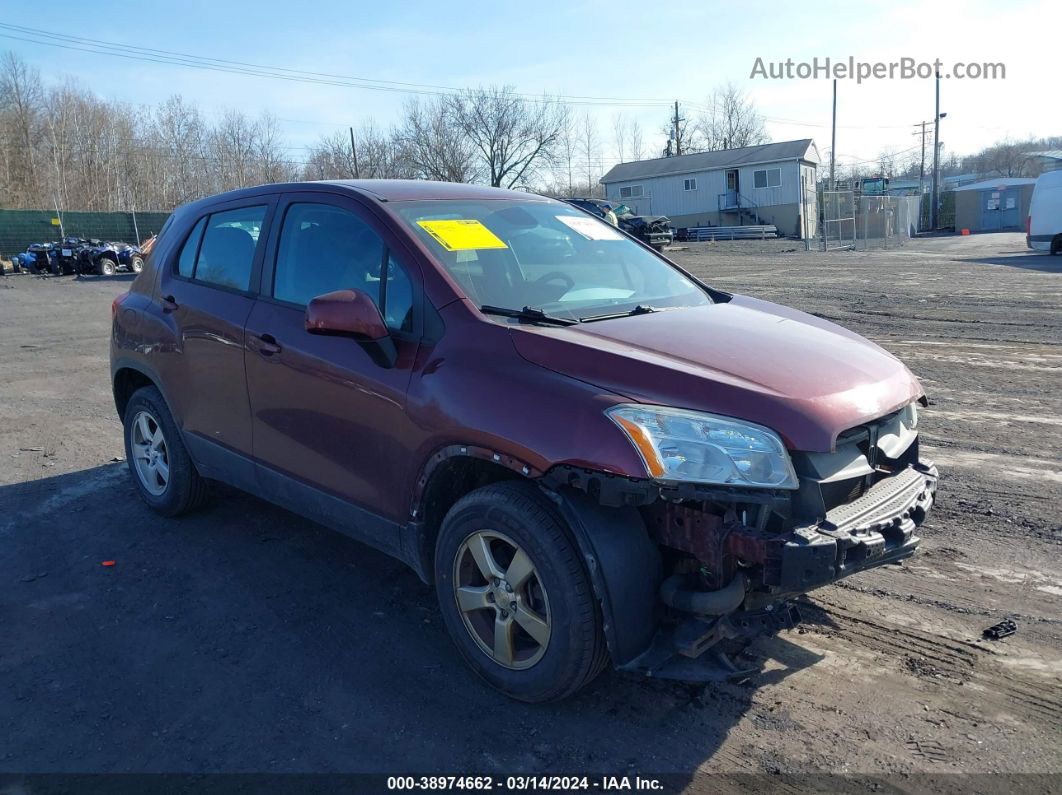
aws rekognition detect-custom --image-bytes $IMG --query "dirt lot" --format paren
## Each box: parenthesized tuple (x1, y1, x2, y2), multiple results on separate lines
(1, 232, 1059, 787)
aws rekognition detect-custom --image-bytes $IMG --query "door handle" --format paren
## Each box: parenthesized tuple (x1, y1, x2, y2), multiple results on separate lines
(160, 295, 178, 312)
(252, 333, 281, 356)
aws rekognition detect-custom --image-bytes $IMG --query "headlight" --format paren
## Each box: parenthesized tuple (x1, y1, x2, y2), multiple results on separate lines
(606, 404, 798, 489)
(902, 401, 919, 430)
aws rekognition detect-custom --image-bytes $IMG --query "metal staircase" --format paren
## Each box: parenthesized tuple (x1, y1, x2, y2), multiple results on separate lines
(717, 192, 765, 225)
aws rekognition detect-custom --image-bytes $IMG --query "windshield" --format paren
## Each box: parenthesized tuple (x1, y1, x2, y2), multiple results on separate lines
(393, 199, 709, 321)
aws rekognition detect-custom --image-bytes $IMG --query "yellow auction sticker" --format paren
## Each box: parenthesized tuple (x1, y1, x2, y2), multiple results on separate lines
(417, 219, 508, 251)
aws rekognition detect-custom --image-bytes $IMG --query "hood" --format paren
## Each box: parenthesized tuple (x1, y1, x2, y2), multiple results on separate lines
(509, 295, 922, 452)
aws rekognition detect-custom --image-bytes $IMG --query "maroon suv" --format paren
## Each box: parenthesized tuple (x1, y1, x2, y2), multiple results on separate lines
(111, 180, 938, 701)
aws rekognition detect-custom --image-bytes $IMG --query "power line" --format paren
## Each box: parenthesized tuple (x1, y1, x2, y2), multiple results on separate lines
(0, 22, 676, 109)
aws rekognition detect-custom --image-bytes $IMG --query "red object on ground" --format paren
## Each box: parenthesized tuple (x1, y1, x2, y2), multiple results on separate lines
(101, 560, 116, 567)
(961, 228, 971, 235)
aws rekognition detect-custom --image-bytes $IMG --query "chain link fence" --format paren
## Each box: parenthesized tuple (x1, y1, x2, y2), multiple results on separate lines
(819, 192, 922, 250)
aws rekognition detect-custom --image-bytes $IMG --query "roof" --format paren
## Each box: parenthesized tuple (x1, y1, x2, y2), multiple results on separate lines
(318, 179, 544, 202)
(1026, 150, 1062, 160)
(174, 179, 549, 216)
(600, 139, 817, 184)
(953, 177, 1037, 192)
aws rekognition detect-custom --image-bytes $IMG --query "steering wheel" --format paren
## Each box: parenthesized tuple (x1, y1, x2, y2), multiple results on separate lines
(532, 271, 575, 292)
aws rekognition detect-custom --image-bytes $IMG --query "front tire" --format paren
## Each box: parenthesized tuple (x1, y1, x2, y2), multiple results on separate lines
(129, 255, 144, 273)
(434, 481, 607, 702)
(123, 386, 208, 516)
(98, 258, 116, 276)
(1051, 235, 1061, 256)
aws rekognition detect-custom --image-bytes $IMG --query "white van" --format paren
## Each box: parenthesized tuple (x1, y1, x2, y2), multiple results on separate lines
(1027, 170, 1062, 254)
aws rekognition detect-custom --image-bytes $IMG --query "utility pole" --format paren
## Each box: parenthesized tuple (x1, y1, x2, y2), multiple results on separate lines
(931, 73, 941, 230)
(918, 121, 927, 192)
(349, 126, 360, 179)
(830, 79, 837, 190)
(673, 101, 683, 156)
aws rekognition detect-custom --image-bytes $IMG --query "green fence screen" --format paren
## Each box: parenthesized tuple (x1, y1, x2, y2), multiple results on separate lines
(0, 209, 171, 256)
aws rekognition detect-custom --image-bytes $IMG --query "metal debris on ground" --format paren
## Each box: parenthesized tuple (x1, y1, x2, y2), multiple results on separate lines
(982, 619, 1017, 640)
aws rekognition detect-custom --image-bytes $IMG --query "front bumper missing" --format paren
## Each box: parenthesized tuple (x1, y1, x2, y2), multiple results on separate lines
(774, 461, 938, 595)
(624, 461, 938, 681)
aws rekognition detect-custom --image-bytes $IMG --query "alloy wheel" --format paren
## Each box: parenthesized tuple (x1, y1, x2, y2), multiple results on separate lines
(453, 530, 551, 669)
(130, 410, 170, 496)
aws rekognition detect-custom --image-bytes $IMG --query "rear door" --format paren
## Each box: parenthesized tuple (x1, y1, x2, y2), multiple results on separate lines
(154, 197, 276, 484)
(243, 191, 424, 545)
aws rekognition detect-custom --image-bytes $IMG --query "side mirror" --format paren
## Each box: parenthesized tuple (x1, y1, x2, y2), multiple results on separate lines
(305, 289, 396, 368)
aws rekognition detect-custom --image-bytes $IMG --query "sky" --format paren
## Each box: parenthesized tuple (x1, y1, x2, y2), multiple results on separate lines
(2, 0, 1059, 175)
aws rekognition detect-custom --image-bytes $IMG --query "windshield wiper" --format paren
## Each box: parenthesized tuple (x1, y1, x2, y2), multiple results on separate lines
(480, 304, 578, 327)
(579, 304, 658, 323)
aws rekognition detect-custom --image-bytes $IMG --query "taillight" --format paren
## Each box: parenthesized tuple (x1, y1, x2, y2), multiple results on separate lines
(112, 292, 129, 318)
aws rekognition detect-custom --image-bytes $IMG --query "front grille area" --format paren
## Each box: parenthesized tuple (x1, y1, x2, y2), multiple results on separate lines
(790, 403, 921, 523)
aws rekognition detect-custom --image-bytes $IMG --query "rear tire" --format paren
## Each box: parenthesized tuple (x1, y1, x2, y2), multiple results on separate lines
(122, 385, 209, 516)
(1051, 235, 1061, 256)
(434, 481, 607, 702)
(129, 255, 144, 273)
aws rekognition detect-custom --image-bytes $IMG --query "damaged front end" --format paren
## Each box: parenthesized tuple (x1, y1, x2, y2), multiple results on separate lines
(548, 403, 938, 681)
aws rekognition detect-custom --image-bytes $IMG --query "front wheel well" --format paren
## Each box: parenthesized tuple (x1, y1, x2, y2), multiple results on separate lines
(113, 367, 156, 418)
(412, 455, 526, 581)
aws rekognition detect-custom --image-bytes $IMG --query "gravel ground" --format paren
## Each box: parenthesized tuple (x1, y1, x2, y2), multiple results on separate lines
(1, 231, 1059, 787)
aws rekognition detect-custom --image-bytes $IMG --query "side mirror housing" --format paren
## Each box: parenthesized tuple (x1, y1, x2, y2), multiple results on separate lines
(305, 289, 396, 368)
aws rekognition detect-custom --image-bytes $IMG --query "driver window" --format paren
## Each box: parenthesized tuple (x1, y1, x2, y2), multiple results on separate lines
(273, 203, 385, 307)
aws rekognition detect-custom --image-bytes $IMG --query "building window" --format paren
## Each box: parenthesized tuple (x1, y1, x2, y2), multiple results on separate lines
(619, 185, 642, 198)
(683, 178, 697, 191)
(753, 168, 781, 189)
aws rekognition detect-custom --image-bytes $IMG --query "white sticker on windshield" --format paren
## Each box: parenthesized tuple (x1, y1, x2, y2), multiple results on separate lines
(556, 215, 624, 240)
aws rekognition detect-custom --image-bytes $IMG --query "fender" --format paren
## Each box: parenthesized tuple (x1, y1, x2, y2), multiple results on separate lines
(110, 356, 173, 419)
(542, 485, 661, 668)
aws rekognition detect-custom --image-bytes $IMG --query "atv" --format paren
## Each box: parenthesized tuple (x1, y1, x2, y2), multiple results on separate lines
(78, 241, 144, 276)
(25, 242, 57, 274)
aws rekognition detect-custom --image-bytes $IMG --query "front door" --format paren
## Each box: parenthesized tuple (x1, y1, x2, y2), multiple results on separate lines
(725, 169, 739, 208)
(981, 189, 1003, 231)
(155, 199, 274, 469)
(243, 193, 423, 546)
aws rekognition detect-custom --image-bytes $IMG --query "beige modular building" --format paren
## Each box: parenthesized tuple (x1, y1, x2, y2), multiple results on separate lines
(600, 140, 820, 238)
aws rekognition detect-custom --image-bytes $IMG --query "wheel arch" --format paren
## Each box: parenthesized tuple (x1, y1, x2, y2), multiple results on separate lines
(406, 445, 534, 581)
(410, 444, 662, 668)
(112, 361, 172, 421)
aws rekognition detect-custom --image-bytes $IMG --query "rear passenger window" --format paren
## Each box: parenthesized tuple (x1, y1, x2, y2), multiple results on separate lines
(194, 206, 266, 291)
(177, 217, 206, 278)
(175, 206, 266, 290)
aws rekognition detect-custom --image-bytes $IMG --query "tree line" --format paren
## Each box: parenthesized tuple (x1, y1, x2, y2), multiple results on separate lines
(2, 50, 786, 213)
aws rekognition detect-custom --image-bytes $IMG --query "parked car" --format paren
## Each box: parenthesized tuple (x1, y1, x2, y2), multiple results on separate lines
(1027, 170, 1062, 254)
(563, 197, 674, 251)
(111, 180, 938, 702)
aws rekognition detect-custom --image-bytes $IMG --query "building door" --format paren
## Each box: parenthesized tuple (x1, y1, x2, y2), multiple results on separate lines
(725, 169, 739, 208)
(981, 189, 1002, 231)
(1001, 189, 1020, 228)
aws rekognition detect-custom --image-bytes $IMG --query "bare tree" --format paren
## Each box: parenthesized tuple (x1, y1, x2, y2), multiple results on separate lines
(445, 86, 567, 188)
(580, 112, 600, 197)
(399, 96, 478, 182)
(0, 51, 45, 206)
(697, 82, 769, 151)
(628, 118, 645, 162)
(611, 113, 628, 163)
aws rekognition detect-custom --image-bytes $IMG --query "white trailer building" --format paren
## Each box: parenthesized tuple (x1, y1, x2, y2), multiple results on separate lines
(600, 139, 820, 238)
